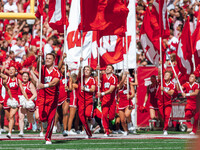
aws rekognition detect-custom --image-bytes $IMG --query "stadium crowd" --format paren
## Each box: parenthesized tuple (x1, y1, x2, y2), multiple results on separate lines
(0, 0, 200, 145)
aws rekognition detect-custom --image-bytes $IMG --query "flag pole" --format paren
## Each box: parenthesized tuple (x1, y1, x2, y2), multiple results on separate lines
(97, 31, 100, 105)
(126, 32, 130, 104)
(81, 30, 83, 92)
(166, 52, 183, 93)
(38, 15, 43, 85)
(159, 37, 163, 95)
(64, 24, 67, 87)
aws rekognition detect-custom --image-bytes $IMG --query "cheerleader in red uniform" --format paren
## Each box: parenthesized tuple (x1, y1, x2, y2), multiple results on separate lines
(18, 72, 37, 137)
(118, 72, 135, 135)
(0, 70, 13, 134)
(54, 54, 72, 136)
(143, 75, 159, 120)
(67, 73, 79, 135)
(1, 66, 29, 138)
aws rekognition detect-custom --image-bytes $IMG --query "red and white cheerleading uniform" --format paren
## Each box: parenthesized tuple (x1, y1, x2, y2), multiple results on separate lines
(4, 77, 20, 109)
(77, 76, 96, 137)
(156, 81, 175, 131)
(118, 86, 133, 110)
(148, 83, 158, 109)
(101, 73, 117, 135)
(37, 65, 60, 142)
(0, 78, 4, 104)
(69, 89, 78, 108)
(182, 82, 199, 133)
(20, 81, 36, 112)
(58, 76, 70, 106)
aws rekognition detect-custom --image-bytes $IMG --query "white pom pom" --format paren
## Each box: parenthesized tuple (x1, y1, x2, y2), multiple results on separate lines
(19, 95, 26, 108)
(25, 100, 35, 109)
(7, 98, 19, 108)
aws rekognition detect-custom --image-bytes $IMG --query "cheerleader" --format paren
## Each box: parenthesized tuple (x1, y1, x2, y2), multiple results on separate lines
(53, 54, 72, 136)
(1, 65, 28, 138)
(118, 72, 135, 135)
(18, 72, 37, 137)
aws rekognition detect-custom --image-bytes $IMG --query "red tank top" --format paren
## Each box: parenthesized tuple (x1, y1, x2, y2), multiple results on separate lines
(22, 81, 33, 99)
(6, 77, 19, 99)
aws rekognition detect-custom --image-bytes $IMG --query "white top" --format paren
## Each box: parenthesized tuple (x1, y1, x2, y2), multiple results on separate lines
(11, 45, 26, 63)
(4, 2, 18, 13)
(44, 44, 53, 60)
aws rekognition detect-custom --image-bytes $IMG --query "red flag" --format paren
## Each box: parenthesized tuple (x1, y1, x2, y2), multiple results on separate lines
(140, 8, 160, 67)
(152, 0, 170, 38)
(35, 0, 44, 18)
(81, 0, 129, 36)
(48, 0, 68, 33)
(90, 32, 125, 69)
(192, 22, 200, 68)
(176, 18, 193, 75)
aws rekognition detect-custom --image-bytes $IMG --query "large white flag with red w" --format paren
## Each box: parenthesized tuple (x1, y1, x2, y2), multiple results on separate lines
(65, 0, 92, 68)
(176, 18, 193, 75)
(48, 0, 68, 33)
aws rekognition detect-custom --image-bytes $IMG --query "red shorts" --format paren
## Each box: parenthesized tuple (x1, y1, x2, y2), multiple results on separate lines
(70, 90, 77, 108)
(3, 95, 19, 110)
(149, 99, 158, 109)
(118, 100, 133, 110)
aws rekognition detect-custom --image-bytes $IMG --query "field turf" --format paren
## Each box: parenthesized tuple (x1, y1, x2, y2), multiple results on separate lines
(0, 131, 196, 150)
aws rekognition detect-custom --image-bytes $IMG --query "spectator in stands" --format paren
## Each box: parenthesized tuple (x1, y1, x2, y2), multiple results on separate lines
(11, 37, 25, 63)
(44, 37, 54, 60)
(3, 0, 18, 13)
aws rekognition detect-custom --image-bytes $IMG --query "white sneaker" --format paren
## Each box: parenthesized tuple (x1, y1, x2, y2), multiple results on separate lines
(80, 130, 86, 135)
(189, 132, 195, 135)
(104, 133, 111, 137)
(1, 129, 6, 133)
(123, 131, 128, 136)
(76, 130, 81, 134)
(128, 123, 133, 131)
(117, 129, 124, 134)
(7, 132, 11, 139)
(45, 140, 52, 144)
(68, 130, 77, 135)
(85, 135, 92, 139)
(40, 132, 44, 137)
(52, 126, 57, 134)
(93, 125, 100, 134)
(163, 130, 168, 135)
(18, 132, 24, 137)
(112, 130, 118, 134)
(62, 130, 68, 136)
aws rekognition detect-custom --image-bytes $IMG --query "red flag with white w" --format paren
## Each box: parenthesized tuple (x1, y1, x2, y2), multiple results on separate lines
(48, 0, 68, 33)
(152, 0, 170, 38)
(90, 32, 125, 69)
(192, 22, 200, 68)
(176, 18, 193, 75)
(35, 0, 44, 18)
(140, 7, 160, 67)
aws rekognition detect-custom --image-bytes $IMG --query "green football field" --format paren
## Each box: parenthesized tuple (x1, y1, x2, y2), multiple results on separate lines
(0, 139, 190, 150)
(0, 131, 197, 150)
